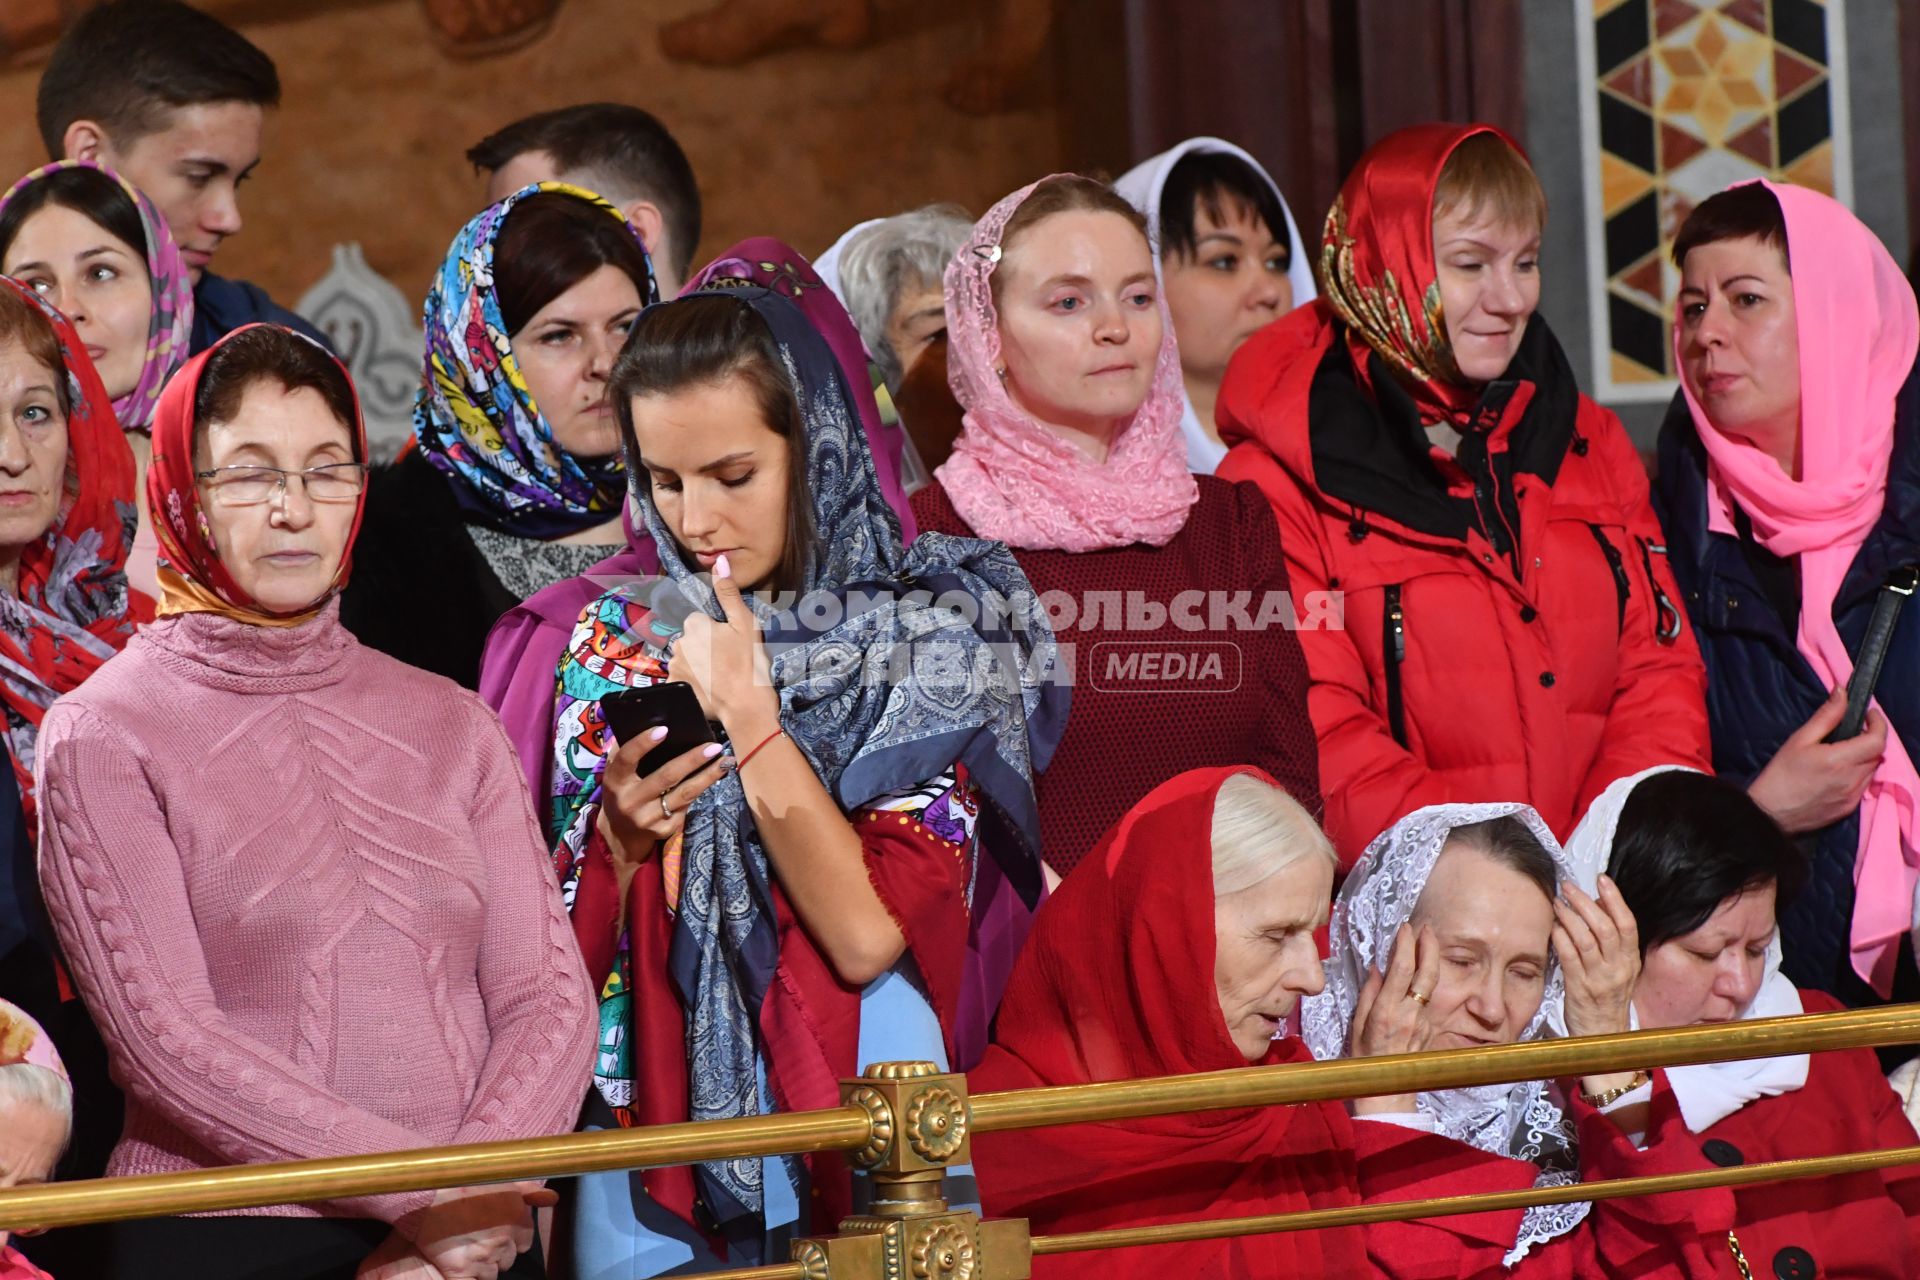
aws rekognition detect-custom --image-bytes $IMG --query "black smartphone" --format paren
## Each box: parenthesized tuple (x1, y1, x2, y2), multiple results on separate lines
(600, 683, 717, 777)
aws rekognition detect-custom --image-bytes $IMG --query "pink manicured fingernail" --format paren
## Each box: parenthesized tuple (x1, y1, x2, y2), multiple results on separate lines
(715, 552, 731, 579)
(702, 743, 723, 758)
(649, 726, 668, 741)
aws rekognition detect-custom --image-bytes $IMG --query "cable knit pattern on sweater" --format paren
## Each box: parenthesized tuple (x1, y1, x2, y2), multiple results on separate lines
(33, 602, 596, 1223)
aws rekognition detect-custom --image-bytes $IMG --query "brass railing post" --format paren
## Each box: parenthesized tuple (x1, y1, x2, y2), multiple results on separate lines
(789, 1061, 1031, 1279)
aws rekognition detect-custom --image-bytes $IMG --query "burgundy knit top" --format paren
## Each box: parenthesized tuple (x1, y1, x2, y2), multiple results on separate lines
(913, 476, 1321, 873)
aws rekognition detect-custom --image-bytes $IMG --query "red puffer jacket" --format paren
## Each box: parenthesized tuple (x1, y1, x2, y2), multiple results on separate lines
(1218, 305, 1710, 864)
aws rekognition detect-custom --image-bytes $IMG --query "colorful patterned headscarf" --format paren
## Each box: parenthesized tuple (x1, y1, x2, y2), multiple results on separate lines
(1319, 123, 1529, 429)
(147, 324, 369, 628)
(938, 176, 1198, 551)
(0, 279, 147, 825)
(684, 237, 915, 536)
(0, 160, 194, 432)
(414, 182, 657, 539)
(0, 996, 65, 1081)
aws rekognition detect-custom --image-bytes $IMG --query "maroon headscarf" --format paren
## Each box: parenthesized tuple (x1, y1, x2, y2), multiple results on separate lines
(969, 767, 1366, 1278)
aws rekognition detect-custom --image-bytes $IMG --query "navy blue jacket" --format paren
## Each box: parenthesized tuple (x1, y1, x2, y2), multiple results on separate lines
(1655, 359, 1920, 1004)
(190, 270, 330, 354)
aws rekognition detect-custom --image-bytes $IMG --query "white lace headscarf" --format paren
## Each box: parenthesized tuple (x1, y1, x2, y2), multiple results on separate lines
(1301, 801, 1590, 1263)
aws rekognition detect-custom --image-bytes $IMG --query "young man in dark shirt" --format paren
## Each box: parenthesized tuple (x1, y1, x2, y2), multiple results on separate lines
(37, 0, 329, 352)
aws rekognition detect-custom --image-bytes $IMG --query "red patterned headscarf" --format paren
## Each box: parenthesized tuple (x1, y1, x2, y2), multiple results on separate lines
(1319, 122, 1530, 428)
(147, 324, 369, 628)
(0, 278, 147, 825)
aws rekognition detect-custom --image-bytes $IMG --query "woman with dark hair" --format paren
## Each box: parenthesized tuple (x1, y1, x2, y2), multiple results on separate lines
(1655, 180, 1920, 1009)
(34, 323, 594, 1279)
(0, 160, 196, 599)
(546, 287, 1058, 1274)
(1217, 124, 1710, 867)
(478, 237, 919, 802)
(1565, 767, 1920, 1276)
(341, 183, 660, 687)
(912, 173, 1320, 883)
(1115, 137, 1317, 473)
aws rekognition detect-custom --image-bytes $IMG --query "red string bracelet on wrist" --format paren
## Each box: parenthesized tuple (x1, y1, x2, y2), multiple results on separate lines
(737, 727, 785, 773)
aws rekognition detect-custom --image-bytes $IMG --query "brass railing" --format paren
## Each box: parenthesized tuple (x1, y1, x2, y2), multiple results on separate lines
(2, 1003, 1917, 1277)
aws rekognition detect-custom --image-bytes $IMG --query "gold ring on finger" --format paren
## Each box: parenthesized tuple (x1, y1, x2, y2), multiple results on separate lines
(1409, 989, 1431, 1005)
(659, 789, 674, 820)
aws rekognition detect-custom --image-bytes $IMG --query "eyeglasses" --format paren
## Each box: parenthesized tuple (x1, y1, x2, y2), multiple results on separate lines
(194, 463, 369, 507)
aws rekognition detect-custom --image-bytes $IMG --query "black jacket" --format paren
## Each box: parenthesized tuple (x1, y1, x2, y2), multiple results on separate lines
(337, 451, 515, 689)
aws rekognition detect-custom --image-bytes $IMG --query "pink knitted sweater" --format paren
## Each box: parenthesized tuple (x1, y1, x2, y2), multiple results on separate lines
(33, 603, 596, 1222)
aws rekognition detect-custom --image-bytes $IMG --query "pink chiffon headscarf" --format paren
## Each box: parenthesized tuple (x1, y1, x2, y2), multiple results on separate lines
(1675, 179, 1920, 994)
(936, 176, 1198, 551)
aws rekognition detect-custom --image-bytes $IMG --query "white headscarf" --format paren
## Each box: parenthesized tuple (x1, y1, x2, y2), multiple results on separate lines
(1301, 801, 1590, 1263)
(812, 217, 884, 311)
(1564, 767, 1809, 1134)
(1114, 137, 1316, 475)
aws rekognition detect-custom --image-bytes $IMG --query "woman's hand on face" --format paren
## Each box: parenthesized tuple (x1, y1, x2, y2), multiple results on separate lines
(596, 728, 731, 872)
(1349, 923, 1439, 1115)
(669, 554, 779, 740)
(1554, 875, 1640, 1039)
(1749, 688, 1887, 834)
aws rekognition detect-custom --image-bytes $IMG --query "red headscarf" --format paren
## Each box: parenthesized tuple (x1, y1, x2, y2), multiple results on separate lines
(1320, 122, 1530, 428)
(0, 278, 148, 825)
(147, 324, 368, 627)
(968, 767, 1365, 1278)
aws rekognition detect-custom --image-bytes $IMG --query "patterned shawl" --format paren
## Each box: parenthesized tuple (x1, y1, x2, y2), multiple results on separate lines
(1300, 801, 1590, 1263)
(617, 286, 1063, 1233)
(413, 182, 657, 538)
(936, 177, 1198, 551)
(0, 161, 194, 432)
(0, 279, 146, 824)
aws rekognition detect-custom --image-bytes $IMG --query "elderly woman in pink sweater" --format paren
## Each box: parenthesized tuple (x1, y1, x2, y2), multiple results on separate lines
(33, 325, 595, 1280)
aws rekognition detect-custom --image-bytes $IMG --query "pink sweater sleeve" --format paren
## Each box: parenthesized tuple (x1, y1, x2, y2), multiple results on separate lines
(447, 694, 597, 1147)
(35, 702, 439, 1224)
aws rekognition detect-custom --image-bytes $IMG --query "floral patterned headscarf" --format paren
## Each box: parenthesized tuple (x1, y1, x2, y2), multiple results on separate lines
(413, 182, 657, 539)
(1319, 123, 1531, 428)
(0, 160, 194, 432)
(0, 278, 146, 824)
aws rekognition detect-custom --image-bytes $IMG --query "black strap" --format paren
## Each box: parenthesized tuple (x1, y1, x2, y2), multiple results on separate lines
(1829, 565, 1917, 742)
(1383, 584, 1407, 748)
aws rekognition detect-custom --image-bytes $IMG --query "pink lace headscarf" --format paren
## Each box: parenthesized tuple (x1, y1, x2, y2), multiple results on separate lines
(1675, 179, 1920, 994)
(936, 176, 1198, 551)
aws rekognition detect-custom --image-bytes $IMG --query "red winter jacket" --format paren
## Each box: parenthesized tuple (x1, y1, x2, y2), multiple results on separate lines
(1218, 305, 1710, 864)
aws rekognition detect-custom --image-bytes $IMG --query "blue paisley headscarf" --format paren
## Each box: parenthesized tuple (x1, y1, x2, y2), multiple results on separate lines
(630, 287, 1066, 1234)
(414, 182, 658, 537)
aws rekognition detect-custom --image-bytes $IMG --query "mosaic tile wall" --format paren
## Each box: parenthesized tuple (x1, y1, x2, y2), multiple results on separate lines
(1575, 0, 1853, 401)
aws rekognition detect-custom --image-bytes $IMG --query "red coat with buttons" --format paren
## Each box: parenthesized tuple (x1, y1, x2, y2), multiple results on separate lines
(1597, 990, 1920, 1278)
(1217, 305, 1711, 864)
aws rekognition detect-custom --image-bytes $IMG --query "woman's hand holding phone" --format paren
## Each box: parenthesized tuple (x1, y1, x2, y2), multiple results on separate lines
(596, 729, 731, 889)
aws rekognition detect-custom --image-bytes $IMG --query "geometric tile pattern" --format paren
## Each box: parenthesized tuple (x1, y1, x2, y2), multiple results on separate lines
(1575, 0, 1854, 400)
